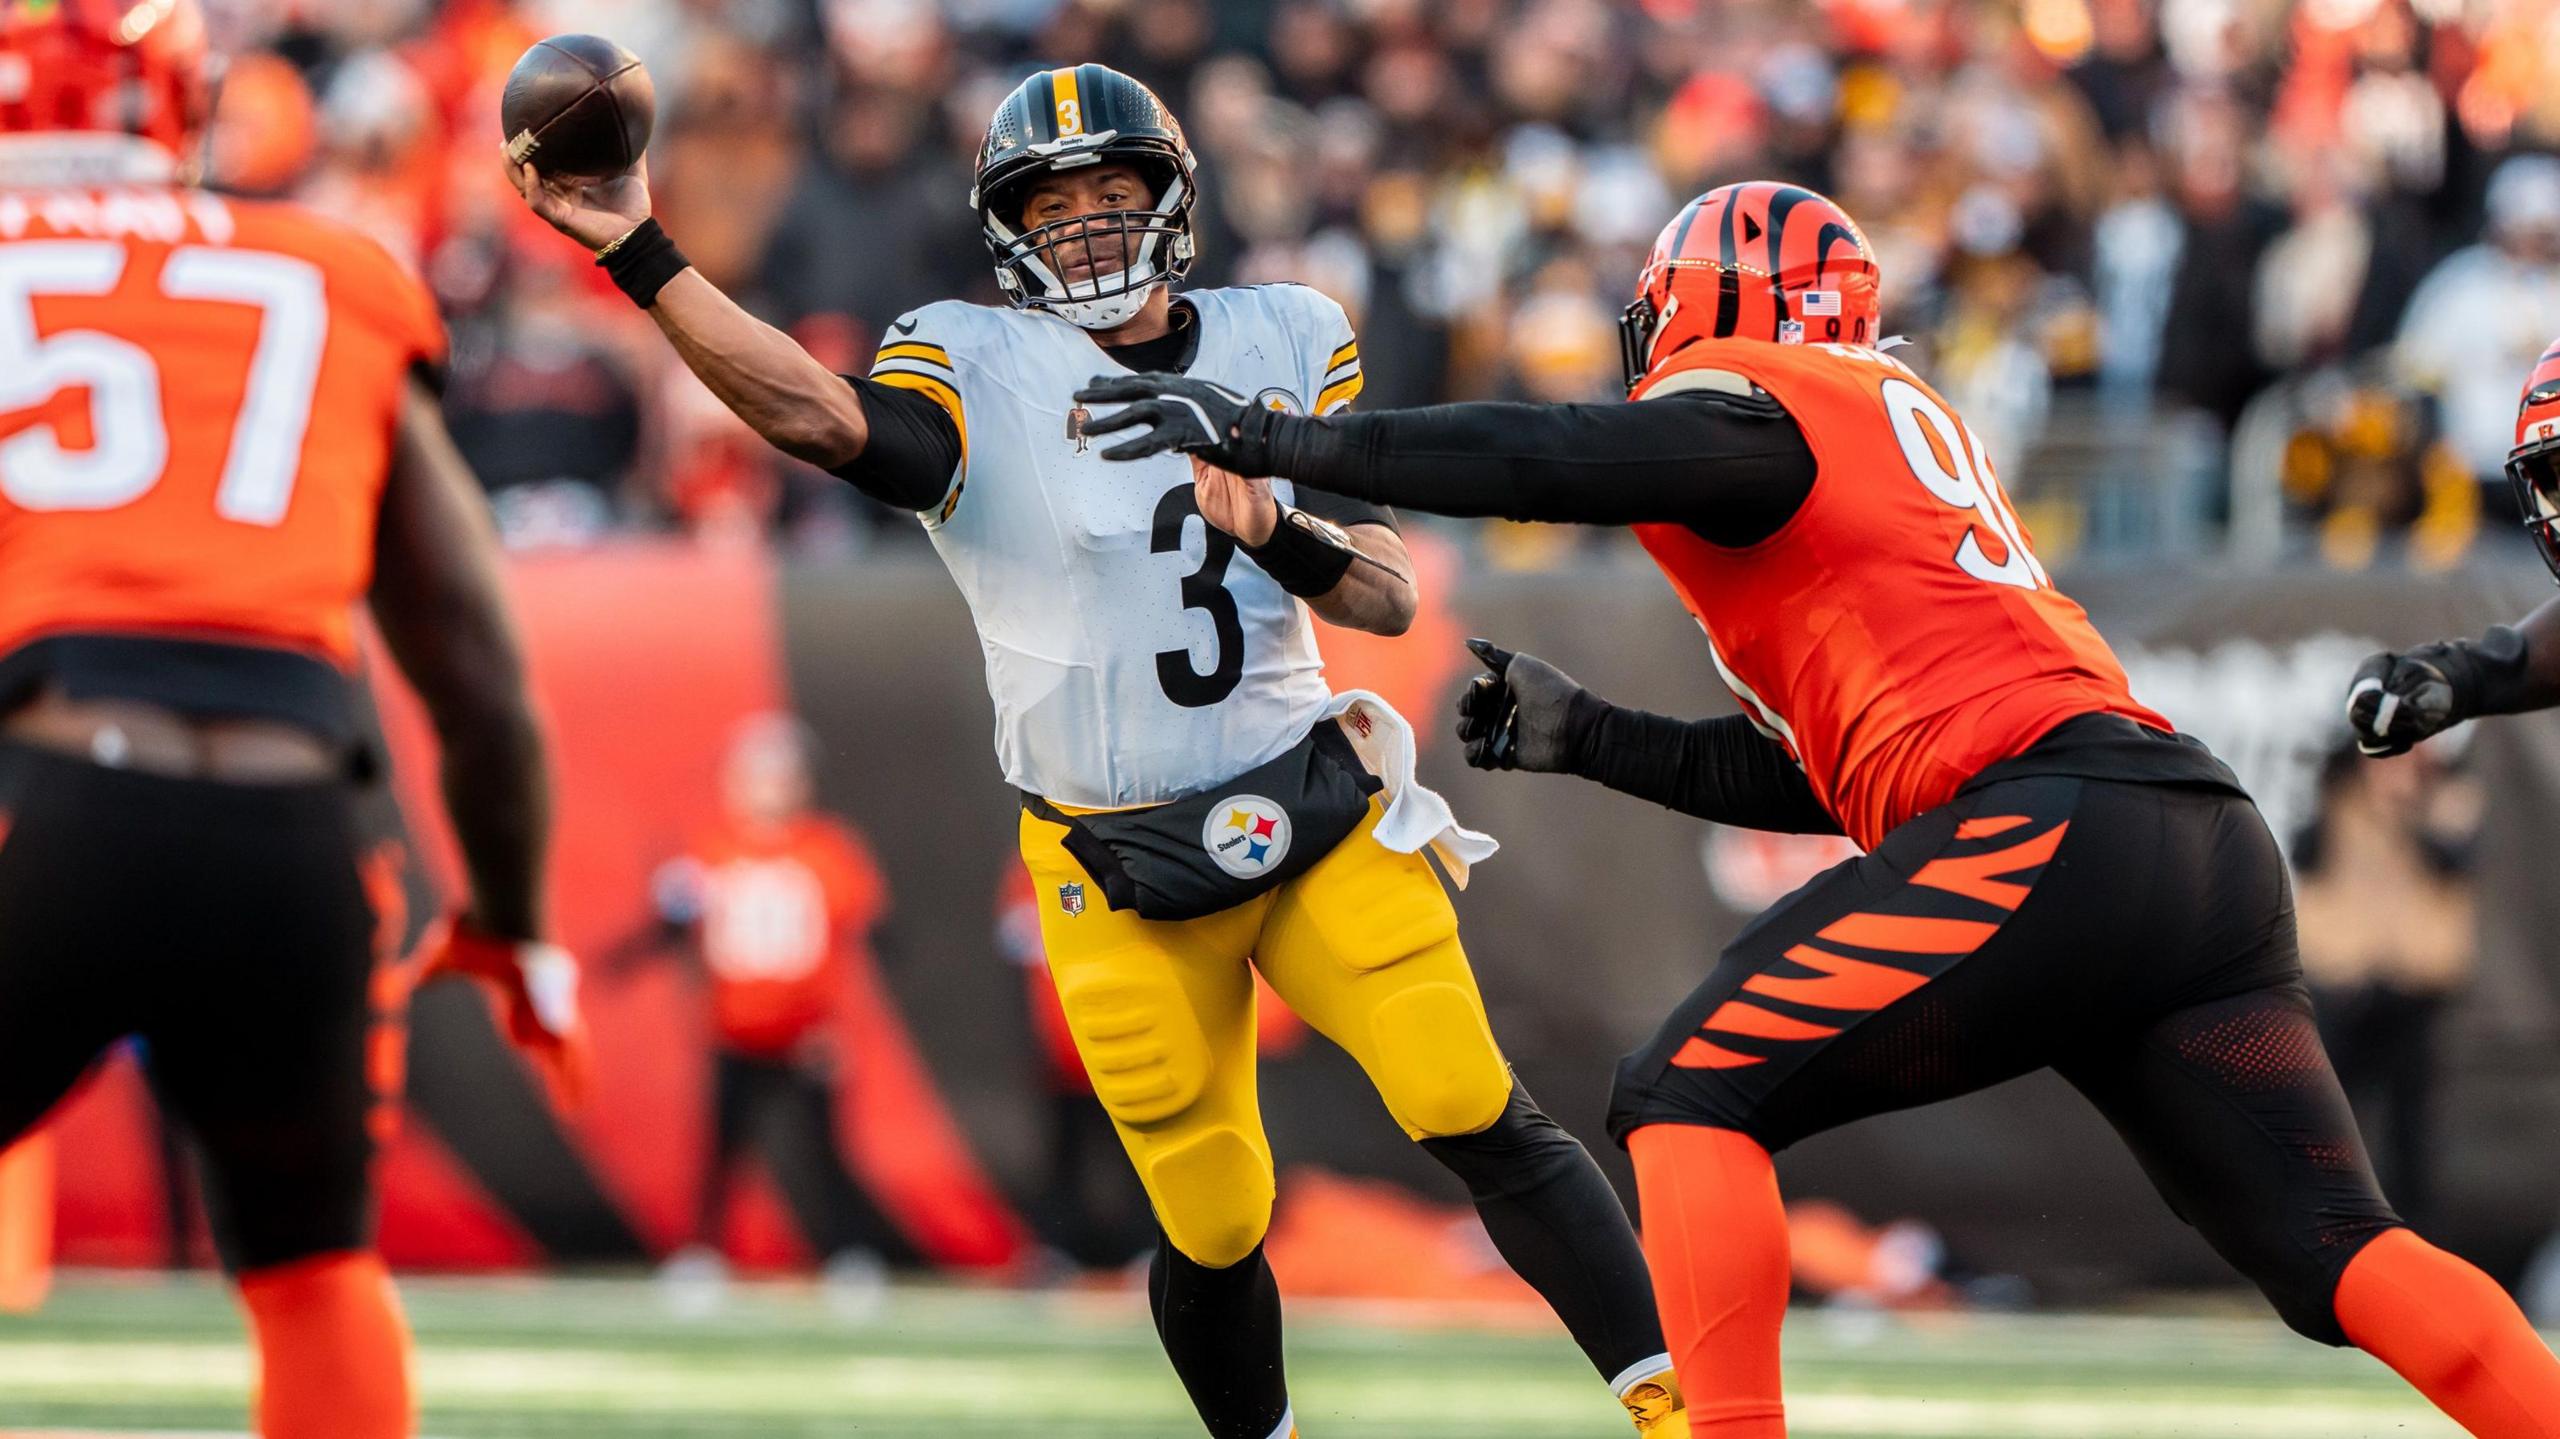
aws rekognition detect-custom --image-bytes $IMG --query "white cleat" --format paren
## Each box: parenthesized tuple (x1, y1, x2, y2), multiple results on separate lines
(657, 1243, 730, 1320)
(821, 1247, 890, 1322)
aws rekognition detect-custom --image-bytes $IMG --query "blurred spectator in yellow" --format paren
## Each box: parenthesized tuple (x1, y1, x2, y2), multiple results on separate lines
(2269, 367, 2477, 570)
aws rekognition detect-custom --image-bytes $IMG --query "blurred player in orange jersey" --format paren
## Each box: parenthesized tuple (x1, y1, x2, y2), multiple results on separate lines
(0, 5, 574, 1437)
(1091, 183, 2560, 1438)
(645, 713, 917, 1311)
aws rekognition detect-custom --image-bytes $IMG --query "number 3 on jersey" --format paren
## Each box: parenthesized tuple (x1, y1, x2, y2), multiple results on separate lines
(1879, 376, 2049, 592)
(1151, 486, 1245, 708)
(0, 240, 325, 523)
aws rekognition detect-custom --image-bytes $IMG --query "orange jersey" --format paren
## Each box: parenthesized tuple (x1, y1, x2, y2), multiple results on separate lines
(0, 187, 445, 671)
(688, 815, 888, 1056)
(1632, 339, 2167, 850)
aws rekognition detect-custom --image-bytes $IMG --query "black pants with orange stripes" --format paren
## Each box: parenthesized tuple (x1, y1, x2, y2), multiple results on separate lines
(1608, 773, 2403, 1342)
(0, 740, 395, 1274)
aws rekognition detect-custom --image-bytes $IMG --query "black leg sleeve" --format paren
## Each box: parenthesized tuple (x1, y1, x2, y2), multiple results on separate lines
(1419, 1079, 1667, 1379)
(2061, 985, 2403, 1346)
(1148, 1236, 1291, 1439)
(765, 1060, 917, 1266)
(692, 1050, 756, 1247)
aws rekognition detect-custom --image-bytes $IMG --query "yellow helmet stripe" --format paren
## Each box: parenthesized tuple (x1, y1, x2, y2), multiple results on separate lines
(1051, 66, 1083, 137)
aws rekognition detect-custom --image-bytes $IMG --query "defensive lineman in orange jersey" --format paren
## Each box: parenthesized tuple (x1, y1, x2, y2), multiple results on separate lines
(0, 5, 579, 1437)
(1083, 182, 2560, 1437)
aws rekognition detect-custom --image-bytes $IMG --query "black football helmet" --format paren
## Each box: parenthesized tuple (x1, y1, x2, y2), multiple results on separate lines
(972, 64, 1197, 330)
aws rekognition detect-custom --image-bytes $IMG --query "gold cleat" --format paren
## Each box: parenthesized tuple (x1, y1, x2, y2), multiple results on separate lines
(1621, 1370, 1690, 1438)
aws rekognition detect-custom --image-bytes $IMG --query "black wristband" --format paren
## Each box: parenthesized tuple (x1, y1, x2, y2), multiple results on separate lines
(1561, 687, 1613, 777)
(597, 218, 689, 309)
(1244, 504, 1358, 597)
(2464, 624, 2535, 716)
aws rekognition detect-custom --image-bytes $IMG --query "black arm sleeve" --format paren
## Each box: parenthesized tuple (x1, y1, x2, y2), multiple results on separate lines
(1276, 388, 1816, 546)
(1293, 487, 1397, 533)
(827, 376, 964, 511)
(1573, 703, 1842, 834)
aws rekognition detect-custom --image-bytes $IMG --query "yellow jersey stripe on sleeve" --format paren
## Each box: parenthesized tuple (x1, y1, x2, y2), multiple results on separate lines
(1316, 371, 1363, 414)
(1327, 340, 1359, 370)
(872, 342, 953, 371)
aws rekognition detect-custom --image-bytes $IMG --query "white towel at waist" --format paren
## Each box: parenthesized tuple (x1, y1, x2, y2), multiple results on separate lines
(1320, 689, 1499, 887)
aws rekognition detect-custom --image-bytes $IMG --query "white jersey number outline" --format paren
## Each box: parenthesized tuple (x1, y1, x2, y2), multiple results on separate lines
(0, 240, 327, 524)
(1878, 376, 2049, 592)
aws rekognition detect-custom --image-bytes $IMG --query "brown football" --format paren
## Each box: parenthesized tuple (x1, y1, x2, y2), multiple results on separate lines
(500, 34, 653, 180)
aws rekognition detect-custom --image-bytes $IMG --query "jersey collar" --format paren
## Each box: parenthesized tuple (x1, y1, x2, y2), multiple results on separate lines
(0, 135, 182, 189)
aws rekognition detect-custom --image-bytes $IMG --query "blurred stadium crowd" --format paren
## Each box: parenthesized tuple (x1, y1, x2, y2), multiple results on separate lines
(196, 0, 2560, 566)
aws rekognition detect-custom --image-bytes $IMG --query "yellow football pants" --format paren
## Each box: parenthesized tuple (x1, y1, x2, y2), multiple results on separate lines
(1020, 796, 1512, 1270)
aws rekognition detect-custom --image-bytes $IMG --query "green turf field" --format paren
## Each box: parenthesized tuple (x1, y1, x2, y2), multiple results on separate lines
(0, 1271, 2495, 1437)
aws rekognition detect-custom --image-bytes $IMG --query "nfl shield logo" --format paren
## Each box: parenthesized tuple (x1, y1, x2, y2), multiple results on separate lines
(1058, 882, 1086, 917)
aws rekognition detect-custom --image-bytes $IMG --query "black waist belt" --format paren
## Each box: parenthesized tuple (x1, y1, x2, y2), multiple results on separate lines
(1024, 720, 1385, 922)
(1962, 712, 2248, 798)
(0, 632, 364, 756)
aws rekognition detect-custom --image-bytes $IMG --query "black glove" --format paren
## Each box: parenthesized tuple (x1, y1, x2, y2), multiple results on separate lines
(1074, 373, 1297, 475)
(1455, 638, 1604, 773)
(2345, 625, 2530, 757)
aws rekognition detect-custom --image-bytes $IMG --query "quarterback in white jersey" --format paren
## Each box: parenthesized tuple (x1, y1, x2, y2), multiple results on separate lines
(883, 283, 1364, 808)
(509, 61, 1688, 1439)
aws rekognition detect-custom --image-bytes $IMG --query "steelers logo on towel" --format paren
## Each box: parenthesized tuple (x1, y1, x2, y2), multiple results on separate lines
(1203, 795, 1292, 879)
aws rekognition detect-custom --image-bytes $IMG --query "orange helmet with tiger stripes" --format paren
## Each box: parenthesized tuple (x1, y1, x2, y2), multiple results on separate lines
(1620, 182, 1882, 390)
(0, 0, 213, 158)
(2509, 337, 2560, 579)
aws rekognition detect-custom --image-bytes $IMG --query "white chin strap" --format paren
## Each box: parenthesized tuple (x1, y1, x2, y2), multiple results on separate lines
(1040, 280, 1166, 331)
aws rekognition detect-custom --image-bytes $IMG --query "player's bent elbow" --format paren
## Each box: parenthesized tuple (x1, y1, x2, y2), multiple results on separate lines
(1360, 581, 1419, 637)
(1319, 576, 1417, 636)
(761, 412, 859, 470)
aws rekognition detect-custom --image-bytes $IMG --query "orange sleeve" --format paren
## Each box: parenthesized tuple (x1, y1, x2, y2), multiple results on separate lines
(819, 821, 889, 935)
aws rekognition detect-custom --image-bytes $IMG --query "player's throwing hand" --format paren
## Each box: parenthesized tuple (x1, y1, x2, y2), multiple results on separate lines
(505, 152, 653, 254)
(2345, 627, 2529, 756)
(1457, 639, 1599, 773)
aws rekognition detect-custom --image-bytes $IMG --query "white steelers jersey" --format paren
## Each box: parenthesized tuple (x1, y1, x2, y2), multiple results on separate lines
(867, 283, 1367, 809)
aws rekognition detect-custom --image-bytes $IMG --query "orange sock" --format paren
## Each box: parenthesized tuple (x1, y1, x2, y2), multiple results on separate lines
(2336, 1226, 2560, 1438)
(1629, 1124, 1790, 1438)
(236, 1250, 413, 1439)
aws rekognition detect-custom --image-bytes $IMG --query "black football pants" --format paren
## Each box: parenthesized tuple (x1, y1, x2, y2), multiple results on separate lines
(0, 739, 393, 1273)
(1611, 774, 2403, 1343)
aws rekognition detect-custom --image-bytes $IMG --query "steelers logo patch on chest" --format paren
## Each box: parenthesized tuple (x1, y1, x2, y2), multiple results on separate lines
(1203, 794, 1292, 878)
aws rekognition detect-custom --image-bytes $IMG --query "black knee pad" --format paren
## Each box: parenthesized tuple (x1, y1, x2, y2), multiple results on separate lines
(2252, 1220, 2400, 1347)
(1418, 1078, 1588, 1200)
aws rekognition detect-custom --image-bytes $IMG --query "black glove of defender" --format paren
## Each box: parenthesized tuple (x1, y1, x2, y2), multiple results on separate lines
(1456, 639, 1602, 773)
(1075, 373, 1295, 475)
(2345, 625, 2530, 757)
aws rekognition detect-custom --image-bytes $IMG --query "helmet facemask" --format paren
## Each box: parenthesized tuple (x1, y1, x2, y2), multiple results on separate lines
(2511, 388, 2560, 581)
(981, 152, 1194, 331)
